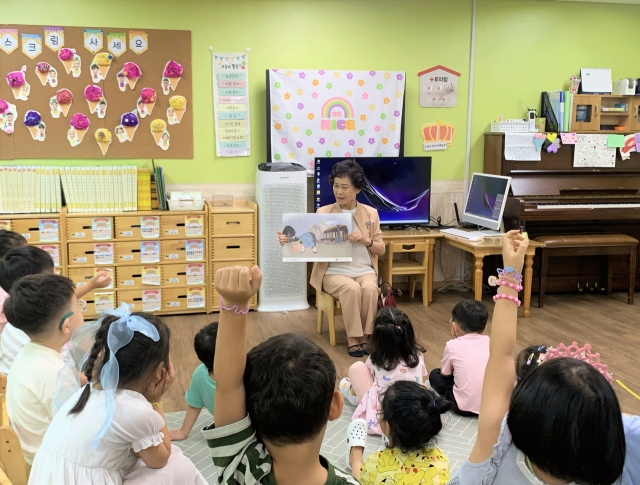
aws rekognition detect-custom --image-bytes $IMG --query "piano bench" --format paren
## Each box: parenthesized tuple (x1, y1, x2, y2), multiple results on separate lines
(535, 234, 638, 307)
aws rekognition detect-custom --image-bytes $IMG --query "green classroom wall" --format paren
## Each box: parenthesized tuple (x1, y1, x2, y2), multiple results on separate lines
(2, 0, 640, 186)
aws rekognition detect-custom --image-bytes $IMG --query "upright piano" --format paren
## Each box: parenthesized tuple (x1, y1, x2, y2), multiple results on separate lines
(484, 133, 640, 293)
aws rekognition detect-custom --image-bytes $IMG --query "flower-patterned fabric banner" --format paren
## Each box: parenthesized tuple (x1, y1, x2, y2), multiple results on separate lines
(269, 69, 406, 172)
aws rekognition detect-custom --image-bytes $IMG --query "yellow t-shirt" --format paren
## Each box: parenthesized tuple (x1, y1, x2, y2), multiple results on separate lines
(359, 447, 449, 485)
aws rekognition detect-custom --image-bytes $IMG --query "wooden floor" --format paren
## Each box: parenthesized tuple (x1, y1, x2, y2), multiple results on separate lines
(162, 290, 640, 416)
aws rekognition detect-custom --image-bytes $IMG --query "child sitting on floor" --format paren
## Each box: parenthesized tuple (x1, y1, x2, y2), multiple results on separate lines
(429, 299, 489, 416)
(204, 265, 359, 485)
(169, 321, 218, 441)
(515, 344, 547, 384)
(0, 245, 111, 375)
(0, 229, 27, 334)
(5, 274, 85, 465)
(348, 380, 451, 484)
(29, 304, 206, 485)
(340, 307, 427, 435)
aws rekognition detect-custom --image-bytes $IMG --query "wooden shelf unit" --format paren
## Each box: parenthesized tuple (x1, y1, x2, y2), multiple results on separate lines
(571, 94, 640, 132)
(209, 200, 258, 312)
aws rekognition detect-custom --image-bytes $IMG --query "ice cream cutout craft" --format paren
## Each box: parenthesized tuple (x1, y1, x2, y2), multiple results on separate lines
(162, 60, 183, 95)
(91, 52, 113, 82)
(120, 111, 139, 141)
(58, 48, 76, 75)
(68, 113, 90, 147)
(52, 89, 73, 118)
(138, 87, 157, 118)
(35, 62, 58, 87)
(24, 111, 46, 141)
(6, 66, 29, 101)
(84, 85, 107, 118)
(95, 128, 112, 155)
(150, 119, 169, 150)
(118, 62, 142, 92)
(167, 96, 186, 125)
(0, 99, 17, 134)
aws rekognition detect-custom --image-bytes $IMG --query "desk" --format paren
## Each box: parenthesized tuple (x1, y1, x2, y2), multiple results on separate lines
(441, 234, 544, 317)
(380, 229, 443, 305)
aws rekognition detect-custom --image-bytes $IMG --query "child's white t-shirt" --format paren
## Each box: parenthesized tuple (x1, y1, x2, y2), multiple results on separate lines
(0, 322, 29, 375)
(6, 341, 77, 464)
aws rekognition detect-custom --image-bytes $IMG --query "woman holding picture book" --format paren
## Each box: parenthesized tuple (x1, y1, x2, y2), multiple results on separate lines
(278, 159, 385, 357)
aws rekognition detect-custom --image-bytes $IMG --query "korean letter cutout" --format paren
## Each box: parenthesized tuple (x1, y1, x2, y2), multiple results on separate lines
(107, 32, 127, 57)
(0, 29, 19, 54)
(44, 27, 64, 52)
(84, 29, 103, 54)
(21, 34, 42, 60)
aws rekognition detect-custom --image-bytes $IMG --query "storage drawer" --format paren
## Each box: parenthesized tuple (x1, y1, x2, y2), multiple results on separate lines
(67, 217, 113, 241)
(116, 216, 148, 239)
(118, 288, 163, 313)
(68, 242, 115, 265)
(68, 266, 115, 290)
(165, 262, 206, 286)
(35, 244, 61, 267)
(83, 291, 116, 316)
(211, 237, 254, 260)
(162, 239, 205, 263)
(115, 241, 143, 265)
(161, 214, 206, 238)
(12, 218, 60, 243)
(164, 286, 207, 311)
(211, 260, 255, 309)
(211, 213, 254, 236)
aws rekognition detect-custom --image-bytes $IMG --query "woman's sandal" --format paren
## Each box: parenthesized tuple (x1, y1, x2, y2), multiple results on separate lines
(345, 419, 368, 471)
(347, 344, 364, 358)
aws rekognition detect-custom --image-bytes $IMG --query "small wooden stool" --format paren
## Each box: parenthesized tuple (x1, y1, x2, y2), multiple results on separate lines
(316, 290, 342, 346)
(535, 234, 638, 307)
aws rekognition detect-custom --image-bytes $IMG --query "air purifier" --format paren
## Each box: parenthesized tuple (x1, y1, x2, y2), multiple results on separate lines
(256, 163, 309, 312)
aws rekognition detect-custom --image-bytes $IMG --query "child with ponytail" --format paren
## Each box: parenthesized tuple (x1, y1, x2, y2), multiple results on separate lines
(29, 304, 206, 485)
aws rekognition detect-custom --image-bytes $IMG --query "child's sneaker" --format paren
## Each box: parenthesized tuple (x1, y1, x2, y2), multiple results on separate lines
(339, 377, 357, 406)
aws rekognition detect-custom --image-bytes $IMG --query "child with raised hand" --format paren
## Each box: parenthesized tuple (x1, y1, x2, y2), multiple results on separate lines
(29, 304, 206, 485)
(0, 245, 111, 375)
(339, 307, 427, 435)
(349, 380, 451, 484)
(429, 299, 490, 416)
(205, 265, 359, 485)
(452, 231, 634, 485)
(4, 274, 85, 465)
(169, 321, 218, 441)
(0, 229, 27, 333)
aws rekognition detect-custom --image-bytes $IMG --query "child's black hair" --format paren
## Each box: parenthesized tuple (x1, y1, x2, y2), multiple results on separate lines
(380, 380, 450, 453)
(369, 308, 425, 372)
(244, 333, 335, 446)
(451, 299, 488, 333)
(0, 245, 55, 292)
(509, 358, 625, 485)
(516, 344, 547, 382)
(282, 225, 296, 238)
(0, 230, 27, 259)
(69, 311, 171, 415)
(4, 274, 75, 338)
(194, 322, 218, 372)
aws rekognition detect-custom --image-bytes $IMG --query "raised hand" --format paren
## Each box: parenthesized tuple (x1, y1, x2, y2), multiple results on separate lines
(501, 230, 529, 274)
(215, 265, 262, 307)
(276, 231, 288, 246)
(88, 271, 112, 289)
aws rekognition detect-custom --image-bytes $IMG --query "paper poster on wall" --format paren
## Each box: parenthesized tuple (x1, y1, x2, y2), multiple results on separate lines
(212, 51, 250, 157)
(422, 119, 455, 151)
(269, 69, 405, 172)
(573, 134, 616, 167)
(504, 133, 541, 161)
(418, 65, 460, 108)
(281, 212, 352, 262)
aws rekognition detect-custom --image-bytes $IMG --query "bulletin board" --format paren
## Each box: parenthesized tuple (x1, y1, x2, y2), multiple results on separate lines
(0, 25, 193, 160)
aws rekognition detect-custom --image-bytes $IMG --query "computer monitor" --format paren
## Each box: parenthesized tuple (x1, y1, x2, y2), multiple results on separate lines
(462, 173, 511, 231)
(314, 157, 431, 226)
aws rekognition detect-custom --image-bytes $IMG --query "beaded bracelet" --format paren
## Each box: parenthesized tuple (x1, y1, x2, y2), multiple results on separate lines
(493, 293, 521, 306)
(219, 297, 250, 314)
(495, 279, 523, 292)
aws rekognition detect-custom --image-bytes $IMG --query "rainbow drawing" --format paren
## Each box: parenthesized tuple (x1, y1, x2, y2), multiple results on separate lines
(321, 97, 354, 119)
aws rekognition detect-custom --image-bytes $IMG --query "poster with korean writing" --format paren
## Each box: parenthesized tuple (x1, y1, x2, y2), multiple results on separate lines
(212, 52, 249, 157)
(268, 69, 405, 173)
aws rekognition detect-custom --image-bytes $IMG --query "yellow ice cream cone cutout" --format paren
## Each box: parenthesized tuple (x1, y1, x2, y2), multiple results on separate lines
(169, 96, 187, 124)
(95, 128, 112, 155)
(150, 119, 166, 145)
(93, 53, 113, 80)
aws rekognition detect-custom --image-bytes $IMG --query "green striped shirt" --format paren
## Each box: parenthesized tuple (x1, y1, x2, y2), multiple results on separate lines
(204, 414, 358, 485)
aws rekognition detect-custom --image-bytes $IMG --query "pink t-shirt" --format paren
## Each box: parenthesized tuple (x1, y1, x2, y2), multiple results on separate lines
(0, 286, 8, 330)
(441, 333, 490, 414)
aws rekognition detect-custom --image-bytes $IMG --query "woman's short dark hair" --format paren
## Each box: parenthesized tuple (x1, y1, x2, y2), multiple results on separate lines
(328, 159, 365, 190)
(508, 358, 625, 485)
(381, 381, 450, 453)
(369, 308, 425, 371)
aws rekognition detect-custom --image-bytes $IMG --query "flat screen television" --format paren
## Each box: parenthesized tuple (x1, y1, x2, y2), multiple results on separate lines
(461, 173, 511, 231)
(314, 157, 432, 226)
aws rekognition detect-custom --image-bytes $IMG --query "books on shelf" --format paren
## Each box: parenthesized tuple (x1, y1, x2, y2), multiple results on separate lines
(0, 166, 62, 214)
(61, 166, 138, 213)
(137, 169, 152, 211)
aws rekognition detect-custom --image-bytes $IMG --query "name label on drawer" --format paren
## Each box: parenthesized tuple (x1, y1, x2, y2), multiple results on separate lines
(167, 254, 179, 259)
(76, 257, 87, 263)
(120, 231, 133, 237)
(167, 301, 180, 307)
(166, 229, 179, 235)
(72, 232, 85, 238)
(122, 280, 134, 286)
(122, 255, 134, 261)
(168, 278, 179, 283)
(22, 233, 30, 239)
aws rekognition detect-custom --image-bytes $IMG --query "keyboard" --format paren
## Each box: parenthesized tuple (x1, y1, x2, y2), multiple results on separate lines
(440, 228, 502, 240)
(537, 203, 640, 209)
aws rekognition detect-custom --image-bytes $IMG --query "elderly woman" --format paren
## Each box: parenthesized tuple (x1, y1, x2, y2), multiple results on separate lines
(278, 159, 385, 357)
